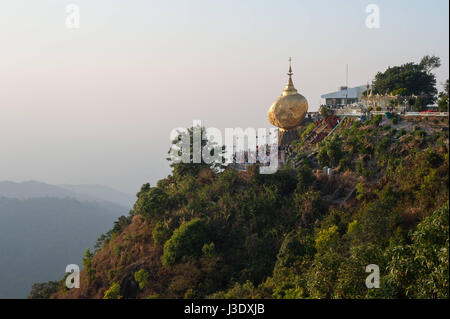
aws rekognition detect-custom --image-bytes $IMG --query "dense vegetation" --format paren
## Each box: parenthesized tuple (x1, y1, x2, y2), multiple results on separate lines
(47, 116, 449, 299)
(372, 55, 441, 108)
(438, 79, 449, 112)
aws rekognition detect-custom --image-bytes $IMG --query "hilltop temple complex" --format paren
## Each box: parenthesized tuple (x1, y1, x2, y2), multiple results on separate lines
(230, 59, 448, 172)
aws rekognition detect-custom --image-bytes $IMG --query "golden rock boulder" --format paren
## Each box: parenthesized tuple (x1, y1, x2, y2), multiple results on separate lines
(268, 65, 308, 130)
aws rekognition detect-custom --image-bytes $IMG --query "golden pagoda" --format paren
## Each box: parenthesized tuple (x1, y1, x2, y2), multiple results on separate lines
(268, 59, 308, 146)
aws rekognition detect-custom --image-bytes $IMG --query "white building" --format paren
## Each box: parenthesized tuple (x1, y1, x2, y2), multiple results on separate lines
(321, 85, 368, 108)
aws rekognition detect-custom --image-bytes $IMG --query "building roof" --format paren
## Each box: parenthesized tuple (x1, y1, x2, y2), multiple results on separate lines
(321, 85, 368, 99)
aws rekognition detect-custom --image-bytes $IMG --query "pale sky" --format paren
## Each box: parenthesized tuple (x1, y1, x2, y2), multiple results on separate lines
(0, 0, 448, 193)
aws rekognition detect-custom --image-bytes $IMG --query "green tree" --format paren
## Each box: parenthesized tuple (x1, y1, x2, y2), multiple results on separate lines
(152, 221, 170, 246)
(317, 137, 343, 167)
(296, 164, 314, 194)
(168, 126, 223, 178)
(373, 114, 382, 126)
(413, 96, 427, 112)
(306, 251, 343, 298)
(409, 202, 449, 298)
(373, 56, 439, 105)
(103, 282, 122, 299)
(162, 218, 209, 267)
(384, 202, 449, 298)
(276, 230, 315, 268)
(334, 244, 384, 298)
(134, 186, 169, 217)
(202, 242, 216, 257)
(210, 281, 257, 299)
(315, 225, 340, 254)
(82, 248, 96, 283)
(420, 55, 441, 74)
(358, 186, 399, 246)
(28, 281, 60, 299)
(134, 269, 150, 290)
(437, 79, 449, 111)
(391, 88, 408, 97)
(319, 105, 333, 119)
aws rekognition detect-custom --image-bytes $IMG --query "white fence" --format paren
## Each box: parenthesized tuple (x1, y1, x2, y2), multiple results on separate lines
(334, 109, 448, 118)
(404, 112, 448, 117)
(334, 109, 363, 117)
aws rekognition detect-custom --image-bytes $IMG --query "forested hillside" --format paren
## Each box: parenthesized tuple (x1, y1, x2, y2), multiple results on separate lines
(47, 116, 449, 299)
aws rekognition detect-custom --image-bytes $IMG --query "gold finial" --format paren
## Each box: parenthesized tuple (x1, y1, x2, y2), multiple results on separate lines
(283, 57, 297, 96)
(288, 57, 293, 76)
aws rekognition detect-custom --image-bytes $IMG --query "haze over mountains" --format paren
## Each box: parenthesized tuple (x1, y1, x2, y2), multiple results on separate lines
(0, 181, 136, 298)
(0, 181, 135, 208)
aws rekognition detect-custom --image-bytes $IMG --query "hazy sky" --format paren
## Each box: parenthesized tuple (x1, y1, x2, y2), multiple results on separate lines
(0, 0, 448, 193)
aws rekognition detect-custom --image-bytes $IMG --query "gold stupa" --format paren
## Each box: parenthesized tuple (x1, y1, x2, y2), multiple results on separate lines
(268, 60, 308, 131)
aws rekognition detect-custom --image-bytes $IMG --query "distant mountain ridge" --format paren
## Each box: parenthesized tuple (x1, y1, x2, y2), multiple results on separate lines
(0, 181, 137, 298)
(0, 197, 126, 298)
(58, 184, 135, 209)
(0, 181, 135, 209)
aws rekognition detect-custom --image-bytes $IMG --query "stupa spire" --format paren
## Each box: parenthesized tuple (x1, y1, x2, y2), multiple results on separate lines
(288, 57, 293, 76)
(283, 57, 298, 96)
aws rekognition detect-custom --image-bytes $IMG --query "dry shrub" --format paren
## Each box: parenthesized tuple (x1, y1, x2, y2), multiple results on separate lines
(198, 168, 214, 184)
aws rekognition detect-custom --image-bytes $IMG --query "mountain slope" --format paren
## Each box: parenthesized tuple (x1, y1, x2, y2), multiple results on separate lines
(50, 118, 449, 299)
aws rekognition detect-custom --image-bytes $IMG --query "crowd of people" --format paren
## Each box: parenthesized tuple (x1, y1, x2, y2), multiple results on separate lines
(231, 143, 294, 168)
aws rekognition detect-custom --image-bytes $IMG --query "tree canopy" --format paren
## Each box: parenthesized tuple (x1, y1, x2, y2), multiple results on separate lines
(373, 56, 440, 105)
